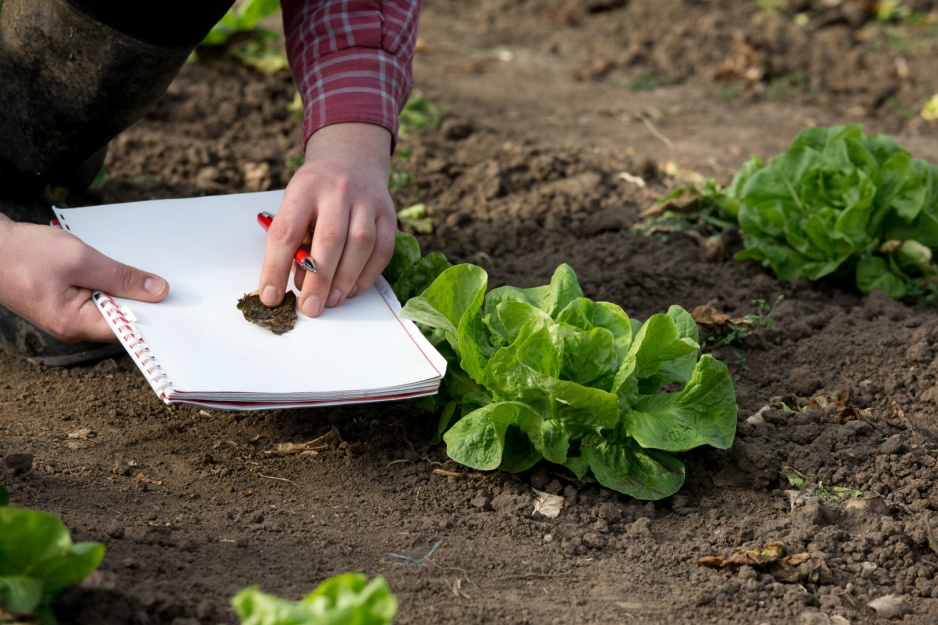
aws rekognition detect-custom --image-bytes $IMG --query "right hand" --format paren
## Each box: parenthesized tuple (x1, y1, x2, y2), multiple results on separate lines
(0, 216, 170, 343)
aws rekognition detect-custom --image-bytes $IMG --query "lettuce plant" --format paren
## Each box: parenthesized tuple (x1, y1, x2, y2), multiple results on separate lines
(718, 124, 938, 299)
(232, 574, 397, 625)
(400, 263, 738, 500)
(0, 504, 105, 625)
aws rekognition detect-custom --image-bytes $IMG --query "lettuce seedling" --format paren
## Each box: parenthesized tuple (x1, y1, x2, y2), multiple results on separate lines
(398, 95, 441, 139)
(201, 0, 281, 47)
(197, 0, 288, 75)
(0, 506, 105, 625)
(400, 263, 738, 500)
(232, 573, 397, 625)
(721, 124, 938, 299)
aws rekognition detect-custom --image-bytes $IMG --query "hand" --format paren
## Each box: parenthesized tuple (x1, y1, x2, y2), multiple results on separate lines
(258, 123, 397, 317)
(0, 215, 170, 343)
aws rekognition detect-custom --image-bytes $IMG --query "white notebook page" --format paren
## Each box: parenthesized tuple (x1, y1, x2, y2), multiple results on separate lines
(56, 191, 444, 400)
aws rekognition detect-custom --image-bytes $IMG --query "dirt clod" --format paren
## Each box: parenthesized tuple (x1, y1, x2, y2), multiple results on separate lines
(236, 291, 297, 335)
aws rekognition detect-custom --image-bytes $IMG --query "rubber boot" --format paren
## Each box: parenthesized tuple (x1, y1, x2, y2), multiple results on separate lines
(0, 0, 198, 365)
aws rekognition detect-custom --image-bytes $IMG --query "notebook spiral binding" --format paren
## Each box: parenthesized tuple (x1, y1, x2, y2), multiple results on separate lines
(92, 291, 175, 402)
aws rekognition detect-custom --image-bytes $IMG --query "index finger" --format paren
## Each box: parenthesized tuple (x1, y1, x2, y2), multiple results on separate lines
(296, 205, 351, 317)
(258, 195, 312, 307)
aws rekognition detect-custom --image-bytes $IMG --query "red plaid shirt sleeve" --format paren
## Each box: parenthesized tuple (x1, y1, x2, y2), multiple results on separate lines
(280, 0, 422, 152)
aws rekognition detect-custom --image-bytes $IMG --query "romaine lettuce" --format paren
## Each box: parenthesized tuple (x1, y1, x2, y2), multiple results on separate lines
(232, 574, 397, 625)
(724, 124, 938, 299)
(401, 263, 738, 500)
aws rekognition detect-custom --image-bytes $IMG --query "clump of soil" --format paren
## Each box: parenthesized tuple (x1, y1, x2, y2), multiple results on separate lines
(237, 291, 297, 335)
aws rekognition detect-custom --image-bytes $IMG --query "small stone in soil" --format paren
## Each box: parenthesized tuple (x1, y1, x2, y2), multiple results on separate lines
(237, 291, 298, 335)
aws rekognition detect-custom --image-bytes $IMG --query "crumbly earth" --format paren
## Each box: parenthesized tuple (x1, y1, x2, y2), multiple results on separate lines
(236, 291, 298, 336)
(3, 1, 938, 623)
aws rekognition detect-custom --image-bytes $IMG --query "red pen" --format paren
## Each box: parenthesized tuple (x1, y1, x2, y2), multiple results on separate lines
(256, 211, 317, 273)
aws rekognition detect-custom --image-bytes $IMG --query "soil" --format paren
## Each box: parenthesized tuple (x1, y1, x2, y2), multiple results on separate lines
(4, 1, 938, 624)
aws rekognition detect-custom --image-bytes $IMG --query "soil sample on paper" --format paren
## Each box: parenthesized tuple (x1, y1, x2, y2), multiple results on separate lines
(237, 291, 298, 335)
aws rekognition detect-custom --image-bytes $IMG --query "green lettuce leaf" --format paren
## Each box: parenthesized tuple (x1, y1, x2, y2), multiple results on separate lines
(232, 574, 397, 625)
(383, 231, 452, 303)
(0, 507, 105, 621)
(483, 263, 583, 320)
(443, 402, 545, 472)
(383, 230, 421, 285)
(580, 435, 686, 500)
(401, 264, 492, 383)
(625, 355, 737, 451)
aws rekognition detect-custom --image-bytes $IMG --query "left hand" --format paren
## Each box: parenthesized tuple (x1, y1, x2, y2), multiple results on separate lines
(258, 123, 397, 317)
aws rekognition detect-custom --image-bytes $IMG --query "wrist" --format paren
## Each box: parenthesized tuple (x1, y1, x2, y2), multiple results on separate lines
(304, 123, 393, 175)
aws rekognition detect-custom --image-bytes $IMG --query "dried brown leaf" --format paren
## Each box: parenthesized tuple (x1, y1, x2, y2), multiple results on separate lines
(265, 426, 343, 456)
(843, 496, 887, 515)
(532, 489, 564, 518)
(809, 388, 869, 423)
(697, 542, 824, 584)
(697, 542, 787, 569)
(68, 428, 97, 439)
(867, 594, 912, 619)
(690, 305, 753, 329)
(640, 193, 700, 219)
(699, 235, 725, 263)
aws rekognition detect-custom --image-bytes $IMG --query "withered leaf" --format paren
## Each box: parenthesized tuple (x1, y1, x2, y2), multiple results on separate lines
(640, 193, 700, 219)
(867, 594, 912, 619)
(265, 426, 343, 456)
(697, 542, 787, 569)
(237, 291, 298, 335)
(843, 496, 888, 515)
(697, 542, 825, 584)
(808, 388, 870, 423)
(532, 489, 564, 518)
(690, 305, 753, 330)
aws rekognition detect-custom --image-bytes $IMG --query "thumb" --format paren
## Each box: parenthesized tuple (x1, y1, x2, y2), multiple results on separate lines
(82, 248, 170, 302)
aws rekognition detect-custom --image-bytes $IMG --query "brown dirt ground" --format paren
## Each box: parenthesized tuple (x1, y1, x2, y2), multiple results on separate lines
(4, 1, 938, 623)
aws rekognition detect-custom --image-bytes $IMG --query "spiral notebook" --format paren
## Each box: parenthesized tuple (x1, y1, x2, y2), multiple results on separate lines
(54, 191, 446, 411)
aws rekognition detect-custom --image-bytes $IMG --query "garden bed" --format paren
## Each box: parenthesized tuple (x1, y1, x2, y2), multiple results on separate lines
(3, 1, 938, 623)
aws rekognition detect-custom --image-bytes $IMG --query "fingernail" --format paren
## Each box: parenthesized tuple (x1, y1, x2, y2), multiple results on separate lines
(261, 285, 279, 306)
(348, 284, 360, 298)
(326, 288, 342, 307)
(302, 295, 321, 317)
(144, 277, 165, 296)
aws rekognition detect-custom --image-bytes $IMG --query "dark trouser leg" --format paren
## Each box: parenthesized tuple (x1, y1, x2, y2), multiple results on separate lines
(0, 0, 232, 365)
(0, 0, 234, 199)
(67, 0, 235, 48)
